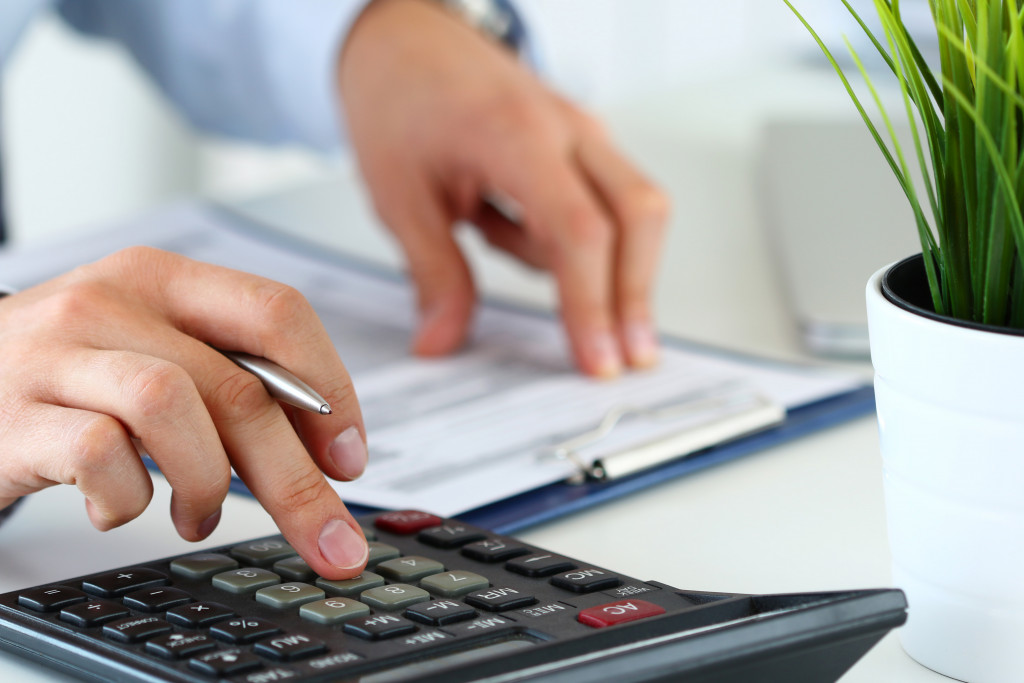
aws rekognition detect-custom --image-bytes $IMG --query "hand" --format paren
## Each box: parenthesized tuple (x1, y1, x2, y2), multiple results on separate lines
(338, 0, 670, 377)
(0, 248, 369, 579)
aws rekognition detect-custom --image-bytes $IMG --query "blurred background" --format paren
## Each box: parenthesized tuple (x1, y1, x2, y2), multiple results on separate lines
(0, 0, 934, 357)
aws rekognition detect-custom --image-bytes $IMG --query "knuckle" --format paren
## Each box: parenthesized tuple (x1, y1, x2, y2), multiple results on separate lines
(126, 360, 194, 421)
(71, 415, 128, 476)
(253, 281, 313, 331)
(39, 280, 110, 326)
(620, 184, 671, 232)
(574, 109, 608, 139)
(275, 467, 332, 516)
(211, 370, 272, 418)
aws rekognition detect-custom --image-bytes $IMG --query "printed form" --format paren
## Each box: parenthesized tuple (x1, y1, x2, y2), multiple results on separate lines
(0, 203, 864, 517)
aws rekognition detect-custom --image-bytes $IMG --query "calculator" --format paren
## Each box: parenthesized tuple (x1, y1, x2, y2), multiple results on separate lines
(0, 510, 906, 682)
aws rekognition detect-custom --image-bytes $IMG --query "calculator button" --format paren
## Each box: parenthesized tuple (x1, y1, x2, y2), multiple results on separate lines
(375, 556, 445, 583)
(299, 597, 370, 625)
(272, 556, 315, 582)
(211, 567, 280, 594)
(460, 539, 531, 563)
(360, 525, 377, 542)
(253, 633, 327, 662)
(229, 537, 297, 567)
(505, 554, 576, 578)
(102, 616, 172, 643)
(188, 648, 263, 677)
(59, 599, 130, 627)
(417, 523, 486, 549)
(82, 569, 168, 598)
(366, 542, 401, 567)
(343, 613, 418, 640)
(209, 617, 281, 644)
(255, 583, 325, 610)
(513, 602, 575, 621)
(445, 614, 518, 637)
(169, 553, 238, 580)
(603, 583, 661, 600)
(405, 599, 478, 626)
(145, 632, 217, 660)
(295, 651, 365, 677)
(577, 599, 667, 628)
(374, 510, 443, 535)
(166, 602, 235, 628)
(550, 568, 622, 594)
(464, 587, 537, 612)
(419, 570, 489, 598)
(17, 586, 87, 612)
(360, 584, 431, 611)
(316, 571, 385, 597)
(123, 586, 192, 612)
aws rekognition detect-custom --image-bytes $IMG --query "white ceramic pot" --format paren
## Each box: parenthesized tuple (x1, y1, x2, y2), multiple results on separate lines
(866, 257, 1024, 683)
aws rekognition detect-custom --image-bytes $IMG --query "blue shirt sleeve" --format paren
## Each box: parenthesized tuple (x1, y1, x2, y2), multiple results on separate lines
(55, 0, 371, 152)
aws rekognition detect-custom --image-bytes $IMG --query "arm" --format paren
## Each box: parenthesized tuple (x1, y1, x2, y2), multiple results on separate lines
(55, 0, 369, 150)
(57, 0, 670, 377)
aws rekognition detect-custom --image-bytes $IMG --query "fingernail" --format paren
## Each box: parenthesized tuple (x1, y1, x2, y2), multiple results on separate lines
(198, 508, 222, 538)
(330, 426, 368, 480)
(625, 321, 660, 368)
(318, 519, 368, 570)
(589, 331, 623, 379)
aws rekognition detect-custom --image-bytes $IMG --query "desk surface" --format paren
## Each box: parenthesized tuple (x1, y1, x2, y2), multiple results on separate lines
(0, 173, 948, 681)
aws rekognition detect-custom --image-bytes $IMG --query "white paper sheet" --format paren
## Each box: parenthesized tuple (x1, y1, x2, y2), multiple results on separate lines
(0, 203, 864, 516)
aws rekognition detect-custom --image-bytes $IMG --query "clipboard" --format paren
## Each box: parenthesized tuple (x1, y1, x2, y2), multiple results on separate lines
(0, 201, 875, 535)
(317, 383, 874, 535)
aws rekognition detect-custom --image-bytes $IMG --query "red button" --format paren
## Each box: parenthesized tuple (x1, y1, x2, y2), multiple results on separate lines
(577, 599, 666, 628)
(374, 510, 443, 535)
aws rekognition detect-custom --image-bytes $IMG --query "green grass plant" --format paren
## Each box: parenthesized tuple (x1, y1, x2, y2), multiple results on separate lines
(785, 0, 1024, 328)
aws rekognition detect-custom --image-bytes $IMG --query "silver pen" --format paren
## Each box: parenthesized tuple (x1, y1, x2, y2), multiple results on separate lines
(220, 350, 332, 415)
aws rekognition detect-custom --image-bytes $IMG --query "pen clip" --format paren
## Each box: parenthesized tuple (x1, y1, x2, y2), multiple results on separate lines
(544, 388, 785, 484)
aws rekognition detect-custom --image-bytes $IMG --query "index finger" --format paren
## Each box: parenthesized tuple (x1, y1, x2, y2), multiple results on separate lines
(97, 248, 369, 578)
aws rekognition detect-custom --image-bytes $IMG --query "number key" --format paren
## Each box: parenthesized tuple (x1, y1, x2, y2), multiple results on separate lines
(376, 556, 444, 583)
(360, 584, 430, 611)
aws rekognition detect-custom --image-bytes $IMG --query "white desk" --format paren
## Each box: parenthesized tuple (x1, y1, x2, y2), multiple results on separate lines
(0, 170, 948, 681)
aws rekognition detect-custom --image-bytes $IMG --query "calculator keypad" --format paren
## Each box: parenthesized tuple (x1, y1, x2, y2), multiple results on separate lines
(3, 511, 677, 682)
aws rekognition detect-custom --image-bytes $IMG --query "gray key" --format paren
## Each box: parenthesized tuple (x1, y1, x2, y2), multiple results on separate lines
(376, 556, 444, 583)
(299, 597, 371, 625)
(229, 538, 296, 567)
(420, 570, 490, 598)
(212, 568, 280, 594)
(360, 584, 430, 611)
(273, 556, 316, 582)
(367, 543, 401, 566)
(170, 554, 238, 580)
(316, 571, 385, 597)
(255, 583, 325, 609)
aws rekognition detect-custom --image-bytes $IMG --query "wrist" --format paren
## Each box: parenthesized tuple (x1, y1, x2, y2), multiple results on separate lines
(434, 0, 526, 53)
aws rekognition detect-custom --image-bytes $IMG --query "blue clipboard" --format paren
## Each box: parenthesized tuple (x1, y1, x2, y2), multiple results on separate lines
(161, 204, 877, 536)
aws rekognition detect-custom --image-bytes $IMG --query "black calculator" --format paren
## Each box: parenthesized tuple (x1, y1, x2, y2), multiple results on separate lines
(0, 510, 906, 682)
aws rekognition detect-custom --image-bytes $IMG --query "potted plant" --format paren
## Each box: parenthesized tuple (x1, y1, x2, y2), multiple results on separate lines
(785, 1, 1024, 681)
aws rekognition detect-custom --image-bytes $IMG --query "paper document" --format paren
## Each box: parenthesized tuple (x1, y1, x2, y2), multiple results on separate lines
(0, 203, 864, 516)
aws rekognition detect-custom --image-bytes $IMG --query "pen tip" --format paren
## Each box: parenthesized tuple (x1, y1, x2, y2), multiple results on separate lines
(320, 404, 332, 415)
